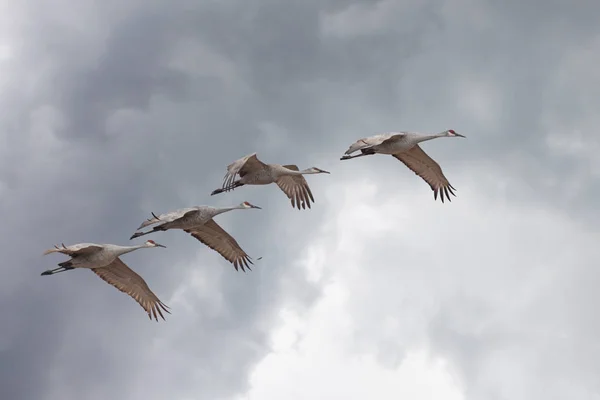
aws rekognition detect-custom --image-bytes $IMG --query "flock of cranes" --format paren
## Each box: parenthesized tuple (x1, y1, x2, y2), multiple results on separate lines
(41, 129, 466, 321)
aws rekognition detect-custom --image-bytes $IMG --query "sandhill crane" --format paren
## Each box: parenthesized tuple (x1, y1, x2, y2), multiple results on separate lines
(129, 201, 261, 272)
(210, 153, 330, 210)
(340, 129, 466, 202)
(41, 240, 169, 321)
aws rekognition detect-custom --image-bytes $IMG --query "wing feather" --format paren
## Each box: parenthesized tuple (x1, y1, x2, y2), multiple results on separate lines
(43, 243, 103, 256)
(392, 145, 457, 203)
(184, 219, 254, 272)
(91, 258, 170, 321)
(275, 165, 315, 210)
(136, 207, 198, 230)
(222, 153, 267, 190)
(344, 133, 401, 155)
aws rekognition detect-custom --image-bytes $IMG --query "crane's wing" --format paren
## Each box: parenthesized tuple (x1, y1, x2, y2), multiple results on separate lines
(91, 258, 170, 321)
(392, 144, 456, 203)
(43, 243, 103, 256)
(222, 153, 267, 190)
(136, 207, 199, 230)
(275, 165, 315, 210)
(184, 219, 253, 272)
(344, 133, 401, 155)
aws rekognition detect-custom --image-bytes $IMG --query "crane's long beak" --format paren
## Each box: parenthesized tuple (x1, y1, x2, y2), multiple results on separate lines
(155, 243, 167, 248)
(251, 205, 262, 209)
(455, 133, 466, 138)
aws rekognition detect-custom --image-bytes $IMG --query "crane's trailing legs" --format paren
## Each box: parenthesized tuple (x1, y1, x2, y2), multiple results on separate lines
(41, 264, 74, 276)
(130, 225, 167, 240)
(340, 149, 376, 161)
(211, 181, 245, 196)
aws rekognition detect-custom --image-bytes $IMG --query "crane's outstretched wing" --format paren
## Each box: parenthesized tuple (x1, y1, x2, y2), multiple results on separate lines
(222, 153, 267, 190)
(344, 133, 401, 155)
(275, 165, 315, 210)
(392, 144, 457, 203)
(91, 258, 170, 321)
(184, 219, 253, 271)
(43, 243, 103, 256)
(136, 207, 198, 230)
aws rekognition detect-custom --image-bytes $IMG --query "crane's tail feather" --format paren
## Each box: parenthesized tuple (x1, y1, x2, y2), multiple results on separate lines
(43, 243, 71, 255)
(344, 138, 374, 155)
(135, 212, 162, 230)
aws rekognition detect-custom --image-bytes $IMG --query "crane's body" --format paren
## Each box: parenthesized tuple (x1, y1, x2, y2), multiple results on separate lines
(231, 162, 312, 185)
(43, 243, 152, 269)
(130, 202, 261, 272)
(340, 129, 465, 202)
(135, 205, 237, 232)
(210, 153, 330, 210)
(41, 240, 170, 321)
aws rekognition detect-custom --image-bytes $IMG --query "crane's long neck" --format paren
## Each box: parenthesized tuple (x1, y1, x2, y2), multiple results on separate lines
(283, 168, 317, 175)
(414, 131, 448, 144)
(115, 244, 148, 256)
(213, 206, 242, 216)
(299, 168, 321, 175)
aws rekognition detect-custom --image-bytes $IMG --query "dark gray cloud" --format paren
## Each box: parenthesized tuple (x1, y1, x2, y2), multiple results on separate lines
(1, 0, 599, 399)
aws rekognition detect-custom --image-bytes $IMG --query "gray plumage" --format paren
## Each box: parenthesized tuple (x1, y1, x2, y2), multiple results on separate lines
(340, 129, 466, 202)
(130, 202, 261, 272)
(41, 240, 169, 321)
(210, 153, 330, 210)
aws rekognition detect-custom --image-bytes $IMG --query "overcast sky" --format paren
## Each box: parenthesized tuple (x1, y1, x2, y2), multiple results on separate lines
(1, 0, 599, 399)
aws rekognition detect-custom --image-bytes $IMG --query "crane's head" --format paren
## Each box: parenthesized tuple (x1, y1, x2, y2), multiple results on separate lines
(447, 129, 466, 138)
(145, 239, 166, 248)
(241, 201, 262, 209)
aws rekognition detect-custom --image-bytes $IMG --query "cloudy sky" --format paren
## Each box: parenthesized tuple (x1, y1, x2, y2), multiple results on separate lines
(1, 0, 599, 399)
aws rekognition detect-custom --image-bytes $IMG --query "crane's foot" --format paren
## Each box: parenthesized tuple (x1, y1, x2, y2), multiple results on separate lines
(211, 188, 225, 196)
(340, 151, 375, 161)
(41, 265, 74, 276)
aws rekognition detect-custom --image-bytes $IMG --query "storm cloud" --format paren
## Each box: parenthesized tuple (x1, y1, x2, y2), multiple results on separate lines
(0, 0, 598, 399)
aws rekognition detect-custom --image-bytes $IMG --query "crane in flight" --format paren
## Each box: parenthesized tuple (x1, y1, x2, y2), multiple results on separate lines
(130, 201, 261, 272)
(210, 153, 330, 210)
(340, 129, 465, 202)
(41, 240, 169, 321)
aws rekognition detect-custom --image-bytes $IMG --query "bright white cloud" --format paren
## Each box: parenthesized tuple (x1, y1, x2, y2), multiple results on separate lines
(237, 158, 600, 400)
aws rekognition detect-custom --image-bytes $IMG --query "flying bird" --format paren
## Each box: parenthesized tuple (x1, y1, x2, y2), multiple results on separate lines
(340, 129, 466, 202)
(41, 240, 170, 321)
(210, 153, 330, 210)
(130, 201, 261, 272)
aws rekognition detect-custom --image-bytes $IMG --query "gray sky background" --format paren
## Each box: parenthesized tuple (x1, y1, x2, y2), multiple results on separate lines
(0, 0, 599, 399)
